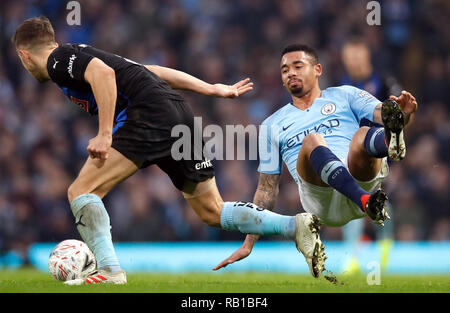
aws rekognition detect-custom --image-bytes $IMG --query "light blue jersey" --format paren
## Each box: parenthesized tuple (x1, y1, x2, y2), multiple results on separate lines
(258, 85, 381, 183)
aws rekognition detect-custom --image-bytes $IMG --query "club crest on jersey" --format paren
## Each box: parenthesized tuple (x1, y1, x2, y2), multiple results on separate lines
(70, 96, 89, 112)
(321, 102, 336, 115)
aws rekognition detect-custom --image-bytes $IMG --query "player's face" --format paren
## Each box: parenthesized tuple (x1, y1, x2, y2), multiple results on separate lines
(280, 51, 321, 97)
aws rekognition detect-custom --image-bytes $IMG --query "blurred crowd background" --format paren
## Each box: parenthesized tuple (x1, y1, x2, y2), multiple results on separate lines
(0, 0, 448, 264)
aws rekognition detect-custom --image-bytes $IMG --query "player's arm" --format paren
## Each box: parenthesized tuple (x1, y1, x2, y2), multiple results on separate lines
(145, 65, 253, 98)
(373, 90, 418, 127)
(84, 58, 117, 161)
(213, 173, 281, 270)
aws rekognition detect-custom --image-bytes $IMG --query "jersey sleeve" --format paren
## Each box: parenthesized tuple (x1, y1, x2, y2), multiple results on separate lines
(257, 120, 282, 175)
(47, 45, 94, 84)
(344, 85, 382, 123)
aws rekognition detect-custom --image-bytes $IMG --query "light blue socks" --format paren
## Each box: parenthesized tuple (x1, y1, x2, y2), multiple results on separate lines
(220, 201, 296, 239)
(70, 193, 120, 272)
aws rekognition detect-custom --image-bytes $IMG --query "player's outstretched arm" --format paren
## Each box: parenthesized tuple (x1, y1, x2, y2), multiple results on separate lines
(212, 173, 281, 271)
(145, 65, 253, 98)
(373, 90, 418, 126)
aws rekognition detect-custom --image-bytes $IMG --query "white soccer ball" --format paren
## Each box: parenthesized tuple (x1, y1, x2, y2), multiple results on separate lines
(48, 239, 96, 281)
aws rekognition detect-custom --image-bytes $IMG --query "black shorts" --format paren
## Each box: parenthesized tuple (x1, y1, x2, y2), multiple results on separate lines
(111, 95, 214, 191)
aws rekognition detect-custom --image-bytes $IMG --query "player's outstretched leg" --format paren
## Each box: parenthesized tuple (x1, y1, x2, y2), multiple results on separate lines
(221, 201, 326, 277)
(381, 99, 406, 161)
(184, 178, 326, 277)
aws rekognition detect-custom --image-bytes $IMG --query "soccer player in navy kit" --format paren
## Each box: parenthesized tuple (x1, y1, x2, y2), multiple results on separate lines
(214, 44, 418, 272)
(13, 17, 326, 283)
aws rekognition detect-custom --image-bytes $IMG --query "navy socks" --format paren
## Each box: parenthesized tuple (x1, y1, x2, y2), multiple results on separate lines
(364, 127, 388, 158)
(310, 146, 369, 211)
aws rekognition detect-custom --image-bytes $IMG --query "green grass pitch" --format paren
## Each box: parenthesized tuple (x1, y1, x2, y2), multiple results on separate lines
(0, 268, 448, 293)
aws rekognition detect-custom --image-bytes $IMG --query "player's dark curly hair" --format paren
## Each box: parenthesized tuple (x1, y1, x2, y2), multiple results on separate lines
(281, 44, 319, 65)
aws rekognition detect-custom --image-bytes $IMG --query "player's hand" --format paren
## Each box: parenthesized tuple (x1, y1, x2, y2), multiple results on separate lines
(212, 245, 252, 271)
(87, 133, 112, 161)
(389, 90, 418, 114)
(212, 78, 254, 98)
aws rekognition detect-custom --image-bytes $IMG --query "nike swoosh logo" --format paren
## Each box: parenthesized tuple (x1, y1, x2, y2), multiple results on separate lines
(282, 123, 294, 131)
(324, 166, 333, 174)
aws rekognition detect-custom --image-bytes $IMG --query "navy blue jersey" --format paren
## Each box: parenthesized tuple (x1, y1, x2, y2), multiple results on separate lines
(46, 43, 184, 127)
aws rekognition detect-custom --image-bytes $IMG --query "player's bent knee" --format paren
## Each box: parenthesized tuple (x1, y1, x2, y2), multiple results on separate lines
(302, 133, 327, 153)
(350, 126, 371, 152)
(354, 126, 370, 141)
(67, 181, 97, 204)
(202, 215, 221, 227)
(304, 132, 325, 141)
(195, 205, 221, 227)
(184, 178, 223, 227)
(191, 202, 221, 227)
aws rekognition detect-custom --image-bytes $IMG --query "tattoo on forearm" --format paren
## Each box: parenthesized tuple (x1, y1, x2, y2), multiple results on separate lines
(253, 174, 280, 211)
(373, 105, 383, 125)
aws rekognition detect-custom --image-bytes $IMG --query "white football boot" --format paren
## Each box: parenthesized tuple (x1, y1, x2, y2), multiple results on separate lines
(294, 213, 326, 278)
(64, 269, 127, 285)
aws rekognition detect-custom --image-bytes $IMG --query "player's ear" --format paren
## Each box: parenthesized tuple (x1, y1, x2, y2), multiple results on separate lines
(18, 49, 31, 62)
(314, 63, 322, 77)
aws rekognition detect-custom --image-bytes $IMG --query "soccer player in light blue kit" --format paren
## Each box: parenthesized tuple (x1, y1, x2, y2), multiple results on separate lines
(214, 44, 418, 274)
